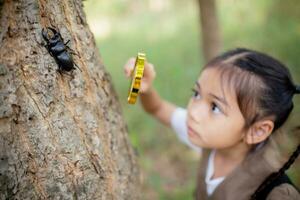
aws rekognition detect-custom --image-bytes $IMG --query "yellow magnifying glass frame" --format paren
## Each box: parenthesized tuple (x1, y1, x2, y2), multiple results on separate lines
(127, 53, 146, 104)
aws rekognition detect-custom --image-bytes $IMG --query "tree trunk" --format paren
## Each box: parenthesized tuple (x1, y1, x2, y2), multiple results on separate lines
(198, 0, 222, 62)
(0, 0, 140, 199)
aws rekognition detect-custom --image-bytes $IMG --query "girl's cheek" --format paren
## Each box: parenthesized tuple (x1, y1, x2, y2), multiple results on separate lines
(187, 100, 197, 118)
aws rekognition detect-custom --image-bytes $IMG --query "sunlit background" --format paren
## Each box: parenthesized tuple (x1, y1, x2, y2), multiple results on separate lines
(83, 0, 300, 199)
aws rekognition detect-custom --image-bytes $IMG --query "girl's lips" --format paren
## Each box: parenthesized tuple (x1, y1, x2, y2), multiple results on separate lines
(187, 125, 200, 139)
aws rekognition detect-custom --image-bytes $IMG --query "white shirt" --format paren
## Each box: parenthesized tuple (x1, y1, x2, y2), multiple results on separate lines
(170, 107, 225, 196)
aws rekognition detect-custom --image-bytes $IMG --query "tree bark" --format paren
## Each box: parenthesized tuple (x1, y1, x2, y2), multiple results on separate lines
(0, 0, 140, 199)
(198, 0, 222, 62)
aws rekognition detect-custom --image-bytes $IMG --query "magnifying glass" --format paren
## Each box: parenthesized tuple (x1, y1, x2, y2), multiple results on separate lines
(127, 53, 146, 104)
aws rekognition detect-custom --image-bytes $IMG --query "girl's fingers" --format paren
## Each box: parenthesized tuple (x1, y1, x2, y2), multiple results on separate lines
(124, 57, 136, 77)
(144, 62, 153, 74)
(144, 62, 156, 79)
(123, 56, 156, 94)
(124, 57, 156, 81)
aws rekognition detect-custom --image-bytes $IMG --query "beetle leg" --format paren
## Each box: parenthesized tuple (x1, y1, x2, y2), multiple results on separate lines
(74, 62, 82, 72)
(57, 67, 64, 75)
(64, 40, 70, 46)
(65, 40, 79, 55)
(57, 68, 72, 77)
(57, 68, 62, 75)
(64, 39, 80, 57)
(42, 43, 53, 56)
(48, 49, 54, 57)
(70, 51, 79, 56)
(66, 46, 79, 56)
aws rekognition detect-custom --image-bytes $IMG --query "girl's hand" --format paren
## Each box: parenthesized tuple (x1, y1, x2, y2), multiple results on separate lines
(123, 57, 156, 94)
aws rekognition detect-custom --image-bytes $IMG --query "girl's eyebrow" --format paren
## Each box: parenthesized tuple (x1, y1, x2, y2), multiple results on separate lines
(195, 81, 229, 107)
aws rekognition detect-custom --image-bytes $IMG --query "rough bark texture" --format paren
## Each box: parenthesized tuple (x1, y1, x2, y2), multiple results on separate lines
(0, 0, 140, 199)
(198, 0, 222, 62)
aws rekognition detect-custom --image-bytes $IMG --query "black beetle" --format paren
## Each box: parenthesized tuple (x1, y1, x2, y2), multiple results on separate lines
(42, 27, 80, 73)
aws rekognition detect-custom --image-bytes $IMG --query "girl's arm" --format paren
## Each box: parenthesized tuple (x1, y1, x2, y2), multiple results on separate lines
(124, 57, 202, 152)
(140, 87, 176, 128)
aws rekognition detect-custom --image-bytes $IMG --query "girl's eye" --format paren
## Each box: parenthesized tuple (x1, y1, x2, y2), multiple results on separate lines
(191, 88, 200, 99)
(212, 102, 222, 114)
(191, 88, 224, 115)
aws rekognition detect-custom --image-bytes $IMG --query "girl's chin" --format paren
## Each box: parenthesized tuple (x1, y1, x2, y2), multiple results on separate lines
(188, 132, 212, 148)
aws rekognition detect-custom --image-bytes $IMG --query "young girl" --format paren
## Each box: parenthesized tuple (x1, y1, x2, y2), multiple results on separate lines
(124, 48, 300, 199)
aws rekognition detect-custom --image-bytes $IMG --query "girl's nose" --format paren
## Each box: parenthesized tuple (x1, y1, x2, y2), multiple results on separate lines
(189, 102, 207, 123)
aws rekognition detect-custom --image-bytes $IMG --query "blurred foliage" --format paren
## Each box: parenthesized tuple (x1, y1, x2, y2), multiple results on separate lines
(83, 0, 300, 199)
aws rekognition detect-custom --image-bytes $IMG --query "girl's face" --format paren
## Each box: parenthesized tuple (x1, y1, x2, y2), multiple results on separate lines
(187, 67, 246, 149)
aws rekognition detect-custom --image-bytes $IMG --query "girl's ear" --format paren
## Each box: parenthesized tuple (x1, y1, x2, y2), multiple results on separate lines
(244, 119, 274, 145)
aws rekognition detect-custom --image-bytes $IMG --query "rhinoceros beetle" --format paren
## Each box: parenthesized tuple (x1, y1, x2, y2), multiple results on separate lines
(42, 27, 80, 73)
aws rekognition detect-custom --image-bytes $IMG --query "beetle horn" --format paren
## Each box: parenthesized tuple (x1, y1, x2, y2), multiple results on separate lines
(41, 28, 49, 42)
(47, 27, 58, 35)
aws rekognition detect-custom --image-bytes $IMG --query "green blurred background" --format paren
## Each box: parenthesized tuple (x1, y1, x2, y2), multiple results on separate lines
(83, 0, 300, 199)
